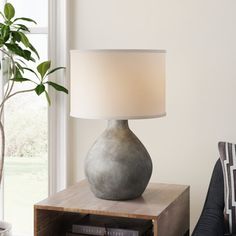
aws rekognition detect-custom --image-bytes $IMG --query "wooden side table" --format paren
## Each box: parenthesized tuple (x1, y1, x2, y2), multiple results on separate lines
(34, 180, 190, 236)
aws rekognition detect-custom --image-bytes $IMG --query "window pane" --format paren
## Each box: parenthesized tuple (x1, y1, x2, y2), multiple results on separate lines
(4, 34, 48, 236)
(8, 0, 48, 27)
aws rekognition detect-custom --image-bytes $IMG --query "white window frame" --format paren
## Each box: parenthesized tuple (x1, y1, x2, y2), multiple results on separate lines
(0, 0, 69, 219)
(0, 0, 8, 221)
(48, 0, 69, 195)
(0, 0, 5, 219)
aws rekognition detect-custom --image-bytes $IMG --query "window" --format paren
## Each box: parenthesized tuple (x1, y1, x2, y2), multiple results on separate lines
(3, 1, 49, 235)
(0, 0, 68, 235)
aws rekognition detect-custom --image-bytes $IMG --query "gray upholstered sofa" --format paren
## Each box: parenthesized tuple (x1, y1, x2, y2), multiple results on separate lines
(192, 159, 232, 236)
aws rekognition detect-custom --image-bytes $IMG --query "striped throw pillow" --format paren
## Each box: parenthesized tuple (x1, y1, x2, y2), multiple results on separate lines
(219, 142, 236, 234)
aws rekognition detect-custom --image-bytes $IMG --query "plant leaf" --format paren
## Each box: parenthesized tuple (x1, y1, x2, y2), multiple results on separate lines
(45, 90, 51, 106)
(14, 24, 30, 32)
(22, 67, 39, 79)
(16, 59, 26, 66)
(1, 25, 10, 42)
(15, 68, 23, 78)
(23, 50, 31, 60)
(11, 31, 21, 42)
(47, 81, 68, 94)
(35, 84, 45, 95)
(29, 56, 36, 62)
(29, 43, 39, 59)
(5, 43, 32, 60)
(13, 17, 37, 24)
(18, 32, 30, 47)
(11, 77, 30, 82)
(37, 61, 51, 79)
(5, 43, 20, 53)
(0, 38, 4, 46)
(4, 3, 15, 20)
(15, 62, 24, 72)
(46, 67, 65, 77)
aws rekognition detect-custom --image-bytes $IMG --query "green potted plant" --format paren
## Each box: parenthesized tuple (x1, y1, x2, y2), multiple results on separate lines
(0, 3, 68, 234)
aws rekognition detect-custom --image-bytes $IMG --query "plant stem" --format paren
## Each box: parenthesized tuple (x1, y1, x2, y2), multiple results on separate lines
(0, 88, 35, 183)
(0, 48, 11, 58)
(0, 121, 5, 183)
(0, 88, 35, 118)
(0, 49, 16, 102)
(7, 88, 35, 100)
(0, 48, 34, 184)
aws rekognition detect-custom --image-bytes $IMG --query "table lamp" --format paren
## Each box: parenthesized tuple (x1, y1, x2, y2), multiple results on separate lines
(70, 49, 166, 200)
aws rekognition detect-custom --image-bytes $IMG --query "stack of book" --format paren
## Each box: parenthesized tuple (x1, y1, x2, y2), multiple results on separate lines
(66, 214, 153, 236)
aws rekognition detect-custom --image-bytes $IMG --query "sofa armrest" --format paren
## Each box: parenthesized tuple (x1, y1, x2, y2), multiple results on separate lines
(192, 159, 225, 236)
(192, 208, 225, 236)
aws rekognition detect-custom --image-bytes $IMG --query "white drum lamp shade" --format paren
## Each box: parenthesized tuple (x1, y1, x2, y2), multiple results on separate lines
(70, 50, 166, 120)
(70, 49, 166, 201)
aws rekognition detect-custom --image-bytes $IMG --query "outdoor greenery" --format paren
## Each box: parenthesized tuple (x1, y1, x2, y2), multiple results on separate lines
(5, 92, 48, 157)
(0, 2, 68, 182)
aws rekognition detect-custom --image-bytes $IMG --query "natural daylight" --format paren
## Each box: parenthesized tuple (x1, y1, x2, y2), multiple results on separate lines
(4, 84, 48, 236)
(1, 0, 236, 236)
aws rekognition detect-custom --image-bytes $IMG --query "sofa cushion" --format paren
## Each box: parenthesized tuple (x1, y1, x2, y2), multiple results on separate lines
(219, 142, 236, 234)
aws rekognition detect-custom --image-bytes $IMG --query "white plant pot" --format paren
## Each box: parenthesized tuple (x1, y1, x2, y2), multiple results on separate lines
(0, 221, 12, 236)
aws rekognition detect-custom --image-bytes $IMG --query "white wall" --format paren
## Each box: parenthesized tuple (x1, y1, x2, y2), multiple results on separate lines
(68, 0, 236, 232)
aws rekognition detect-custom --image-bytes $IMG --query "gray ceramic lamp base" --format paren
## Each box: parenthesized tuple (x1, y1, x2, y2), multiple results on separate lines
(85, 120, 153, 200)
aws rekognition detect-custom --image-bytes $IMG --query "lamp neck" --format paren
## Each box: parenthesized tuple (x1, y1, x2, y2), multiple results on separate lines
(107, 120, 129, 129)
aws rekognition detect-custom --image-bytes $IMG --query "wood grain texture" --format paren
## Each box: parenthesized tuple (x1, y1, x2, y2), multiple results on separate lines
(34, 209, 85, 236)
(35, 180, 188, 220)
(157, 187, 190, 236)
(34, 180, 190, 236)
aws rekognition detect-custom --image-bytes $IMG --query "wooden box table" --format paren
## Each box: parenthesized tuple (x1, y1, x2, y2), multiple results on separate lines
(34, 180, 190, 236)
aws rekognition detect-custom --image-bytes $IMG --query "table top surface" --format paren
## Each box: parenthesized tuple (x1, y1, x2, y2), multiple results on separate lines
(35, 180, 189, 220)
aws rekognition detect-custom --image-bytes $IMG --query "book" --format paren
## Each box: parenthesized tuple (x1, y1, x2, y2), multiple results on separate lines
(66, 227, 153, 236)
(66, 233, 88, 236)
(71, 214, 152, 236)
(66, 233, 86, 236)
